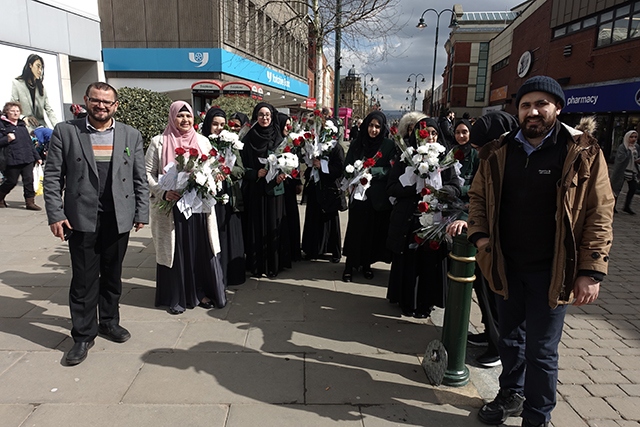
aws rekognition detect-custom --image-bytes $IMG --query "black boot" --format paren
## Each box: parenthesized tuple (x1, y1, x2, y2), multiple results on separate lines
(0, 191, 8, 208)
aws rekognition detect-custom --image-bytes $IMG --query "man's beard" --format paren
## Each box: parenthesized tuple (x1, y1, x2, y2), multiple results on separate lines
(520, 117, 555, 139)
(88, 108, 113, 123)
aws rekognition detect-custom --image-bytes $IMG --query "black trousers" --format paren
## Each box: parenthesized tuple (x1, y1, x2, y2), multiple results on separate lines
(68, 211, 130, 342)
(623, 177, 637, 208)
(0, 162, 35, 198)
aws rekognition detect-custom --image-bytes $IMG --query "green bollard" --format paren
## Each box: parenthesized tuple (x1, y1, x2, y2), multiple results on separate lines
(441, 233, 477, 386)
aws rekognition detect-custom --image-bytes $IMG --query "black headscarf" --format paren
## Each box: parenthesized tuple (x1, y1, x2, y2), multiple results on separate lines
(277, 112, 290, 137)
(469, 111, 518, 148)
(355, 111, 389, 157)
(408, 117, 442, 148)
(453, 118, 473, 156)
(201, 107, 226, 138)
(244, 102, 282, 155)
(229, 111, 249, 127)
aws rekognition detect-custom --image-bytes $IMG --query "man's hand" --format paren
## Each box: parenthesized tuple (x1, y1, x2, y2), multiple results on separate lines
(573, 276, 600, 306)
(134, 222, 145, 232)
(446, 220, 467, 237)
(50, 219, 72, 241)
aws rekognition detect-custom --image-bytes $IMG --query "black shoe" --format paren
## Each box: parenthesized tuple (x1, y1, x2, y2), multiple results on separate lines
(467, 332, 488, 347)
(168, 307, 184, 315)
(362, 267, 374, 280)
(413, 311, 429, 319)
(267, 271, 277, 278)
(330, 256, 341, 263)
(342, 268, 353, 282)
(65, 341, 94, 366)
(401, 308, 415, 317)
(476, 350, 501, 368)
(623, 206, 636, 215)
(98, 324, 131, 343)
(522, 418, 549, 427)
(198, 300, 214, 309)
(478, 389, 525, 425)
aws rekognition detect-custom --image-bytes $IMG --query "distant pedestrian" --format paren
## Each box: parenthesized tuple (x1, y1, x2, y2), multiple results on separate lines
(43, 82, 149, 366)
(397, 111, 426, 143)
(438, 109, 455, 148)
(610, 130, 639, 214)
(468, 75, 614, 427)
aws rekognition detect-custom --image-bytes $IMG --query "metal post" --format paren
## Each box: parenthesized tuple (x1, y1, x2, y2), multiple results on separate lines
(429, 16, 440, 116)
(333, 0, 341, 119)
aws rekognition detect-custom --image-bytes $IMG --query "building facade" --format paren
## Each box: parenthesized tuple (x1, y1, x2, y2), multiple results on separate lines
(99, 0, 310, 112)
(339, 66, 367, 120)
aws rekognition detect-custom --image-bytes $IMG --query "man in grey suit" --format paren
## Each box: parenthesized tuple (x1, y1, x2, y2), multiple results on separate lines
(44, 82, 149, 366)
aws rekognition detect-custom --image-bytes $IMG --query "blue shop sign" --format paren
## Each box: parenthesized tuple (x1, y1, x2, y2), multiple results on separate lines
(102, 48, 309, 96)
(562, 80, 640, 113)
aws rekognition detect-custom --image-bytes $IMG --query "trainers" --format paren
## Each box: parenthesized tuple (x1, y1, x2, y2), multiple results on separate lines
(476, 350, 501, 368)
(467, 331, 488, 347)
(522, 418, 549, 427)
(478, 388, 524, 425)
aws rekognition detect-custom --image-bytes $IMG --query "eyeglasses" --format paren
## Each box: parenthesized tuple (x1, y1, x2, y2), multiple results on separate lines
(257, 113, 271, 119)
(88, 98, 117, 107)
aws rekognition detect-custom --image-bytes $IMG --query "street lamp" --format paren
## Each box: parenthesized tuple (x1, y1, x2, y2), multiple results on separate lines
(417, 8, 458, 116)
(407, 73, 425, 111)
(365, 83, 380, 108)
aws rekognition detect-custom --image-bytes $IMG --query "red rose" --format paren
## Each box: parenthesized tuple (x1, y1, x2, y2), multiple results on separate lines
(313, 109, 322, 117)
(420, 121, 427, 129)
(293, 137, 302, 147)
(221, 166, 231, 175)
(390, 126, 398, 136)
(360, 177, 369, 186)
(291, 115, 298, 121)
(429, 240, 440, 251)
(291, 169, 300, 178)
(419, 129, 430, 140)
(363, 158, 376, 168)
(390, 159, 395, 167)
(302, 117, 308, 123)
(414, 234, 425, 244)
(189, 148, 199, 157)
(209, 148, 218, 157)
(286, 124, 293, 131)
(454, 149, 465, 161)
(175, 147, 187, 156)
(418, 201, 429, 212)
(304, 132, 312, 139)
(284, 146, 291, 153)
(200, 154, 208, 161)
(374, 151, 383, 159)
(421, 187, 431, 196)
(219, 156, 226, 164)
(194, 124, 199, 130)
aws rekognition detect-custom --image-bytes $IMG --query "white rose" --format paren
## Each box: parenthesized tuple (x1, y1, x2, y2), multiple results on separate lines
(345, 164, 355, 174)
(417, 162, 430, 175)
(353, 160, 363, 170)
(194, 171, 208, 186)
(417, 145, 429, 154)
(419, 213, 434, 228)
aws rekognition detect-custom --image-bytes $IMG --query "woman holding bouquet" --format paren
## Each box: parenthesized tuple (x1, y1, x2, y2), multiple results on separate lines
(278, 112, 302, 262)
(386, 117, 461, 318)
(342, 111, 396, 282)
(241, 102, 290, 278)
(202, 107, 246, 286)
(145, 101, 226, 314)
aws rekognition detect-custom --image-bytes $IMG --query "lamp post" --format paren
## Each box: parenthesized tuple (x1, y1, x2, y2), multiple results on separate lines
(407, 73, 425, 111)
(365, 83, 380, 109)
(417, 8, 458, 116)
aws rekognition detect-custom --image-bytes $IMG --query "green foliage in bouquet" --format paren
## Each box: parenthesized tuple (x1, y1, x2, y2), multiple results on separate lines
(114, 87, 173, 150)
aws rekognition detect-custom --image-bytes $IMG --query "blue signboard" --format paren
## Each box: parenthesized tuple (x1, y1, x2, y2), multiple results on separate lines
(102, 48, 309, 97)
(562, 80, 640, 113)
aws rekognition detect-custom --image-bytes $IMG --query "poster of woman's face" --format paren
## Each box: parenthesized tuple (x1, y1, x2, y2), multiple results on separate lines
(0, 44, 62, 128)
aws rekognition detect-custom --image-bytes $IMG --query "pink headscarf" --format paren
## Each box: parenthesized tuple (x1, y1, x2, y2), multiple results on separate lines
(161, 101, 201, 168)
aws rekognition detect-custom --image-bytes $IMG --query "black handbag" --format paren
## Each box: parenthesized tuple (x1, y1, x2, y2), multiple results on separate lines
(0, 145, 7, 172)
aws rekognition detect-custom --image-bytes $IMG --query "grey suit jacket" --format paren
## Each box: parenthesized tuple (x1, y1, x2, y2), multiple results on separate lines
(43, 118, 149, 234)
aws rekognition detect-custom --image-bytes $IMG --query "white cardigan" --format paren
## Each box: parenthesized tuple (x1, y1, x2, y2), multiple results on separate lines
(145, 134, 222, 268)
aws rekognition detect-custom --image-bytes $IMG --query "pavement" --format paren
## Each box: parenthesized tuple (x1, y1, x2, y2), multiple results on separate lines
(0, 186, 639, 427)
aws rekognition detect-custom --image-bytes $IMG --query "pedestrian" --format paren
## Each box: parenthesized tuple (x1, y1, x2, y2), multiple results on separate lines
(397, 111, 426, 143)
(146, 101, 227, 314)
(610, 130, 639, 214)
(386, 117, 461, 318)
(438, 109, 455, 148)
(202, 107, 246, 286)
(11, 54, 58, 130)
(43, 82, 149, 366)
(241, 102, 289, 278)
(0, 101, 43, 210)
(467, 75, 614, 427)
(228, 112, 249, 134)
(341, 110, 395, 282)
(349, 119, 362, 141)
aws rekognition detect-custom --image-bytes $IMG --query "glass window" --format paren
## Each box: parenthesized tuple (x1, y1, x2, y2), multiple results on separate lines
(583, 17, 597, 28)
(615, 5, 630, 17)
(612, 17, 629, 42)
(631, 13, 640, 38)
(569, 22, 581, 32)
(597, 21, 613, 46)
(554, 26, 567, 37)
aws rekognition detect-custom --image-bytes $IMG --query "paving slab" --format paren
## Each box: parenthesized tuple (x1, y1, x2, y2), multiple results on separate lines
(226, 403, 363, 426)
(0, 404, 35, 427)
(176, 319, 250, 351)
(124, 350, 304, 404)
(0, 285, 61, 317)
(23, 403, 229, 427)
(0, 318, 70, 351)
(225, 288, 305, 322)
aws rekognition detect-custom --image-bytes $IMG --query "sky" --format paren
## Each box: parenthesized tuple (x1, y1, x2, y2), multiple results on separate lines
(335, 0, 523, 113)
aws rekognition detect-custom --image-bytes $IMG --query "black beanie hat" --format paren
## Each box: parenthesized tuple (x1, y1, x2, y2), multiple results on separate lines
(515, 75, 565, 108)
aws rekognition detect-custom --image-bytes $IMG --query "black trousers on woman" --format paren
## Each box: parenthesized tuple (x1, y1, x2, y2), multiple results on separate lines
(0, 162, 35, 198)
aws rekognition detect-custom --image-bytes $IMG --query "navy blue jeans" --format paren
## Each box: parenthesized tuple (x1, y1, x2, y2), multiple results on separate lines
(495, 269, 567, 424)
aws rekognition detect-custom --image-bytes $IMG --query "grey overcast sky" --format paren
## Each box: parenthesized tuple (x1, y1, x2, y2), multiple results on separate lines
(336, 0, 525, 113)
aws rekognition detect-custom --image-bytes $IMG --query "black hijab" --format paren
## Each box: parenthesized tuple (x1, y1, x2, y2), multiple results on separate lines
(453, 118, 473, 156)
(408, 117, 442, 148)
(277, 112, 290, 137)
(201, 107, 226, 138)
(469, 111, 518, 148)
(229, 111, 249, 127)
(355, 111, 389, 157)
(244, 102, 282, 155)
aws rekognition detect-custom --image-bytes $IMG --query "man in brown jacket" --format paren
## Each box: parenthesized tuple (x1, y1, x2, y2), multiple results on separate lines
(467, 75, 614, 427)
